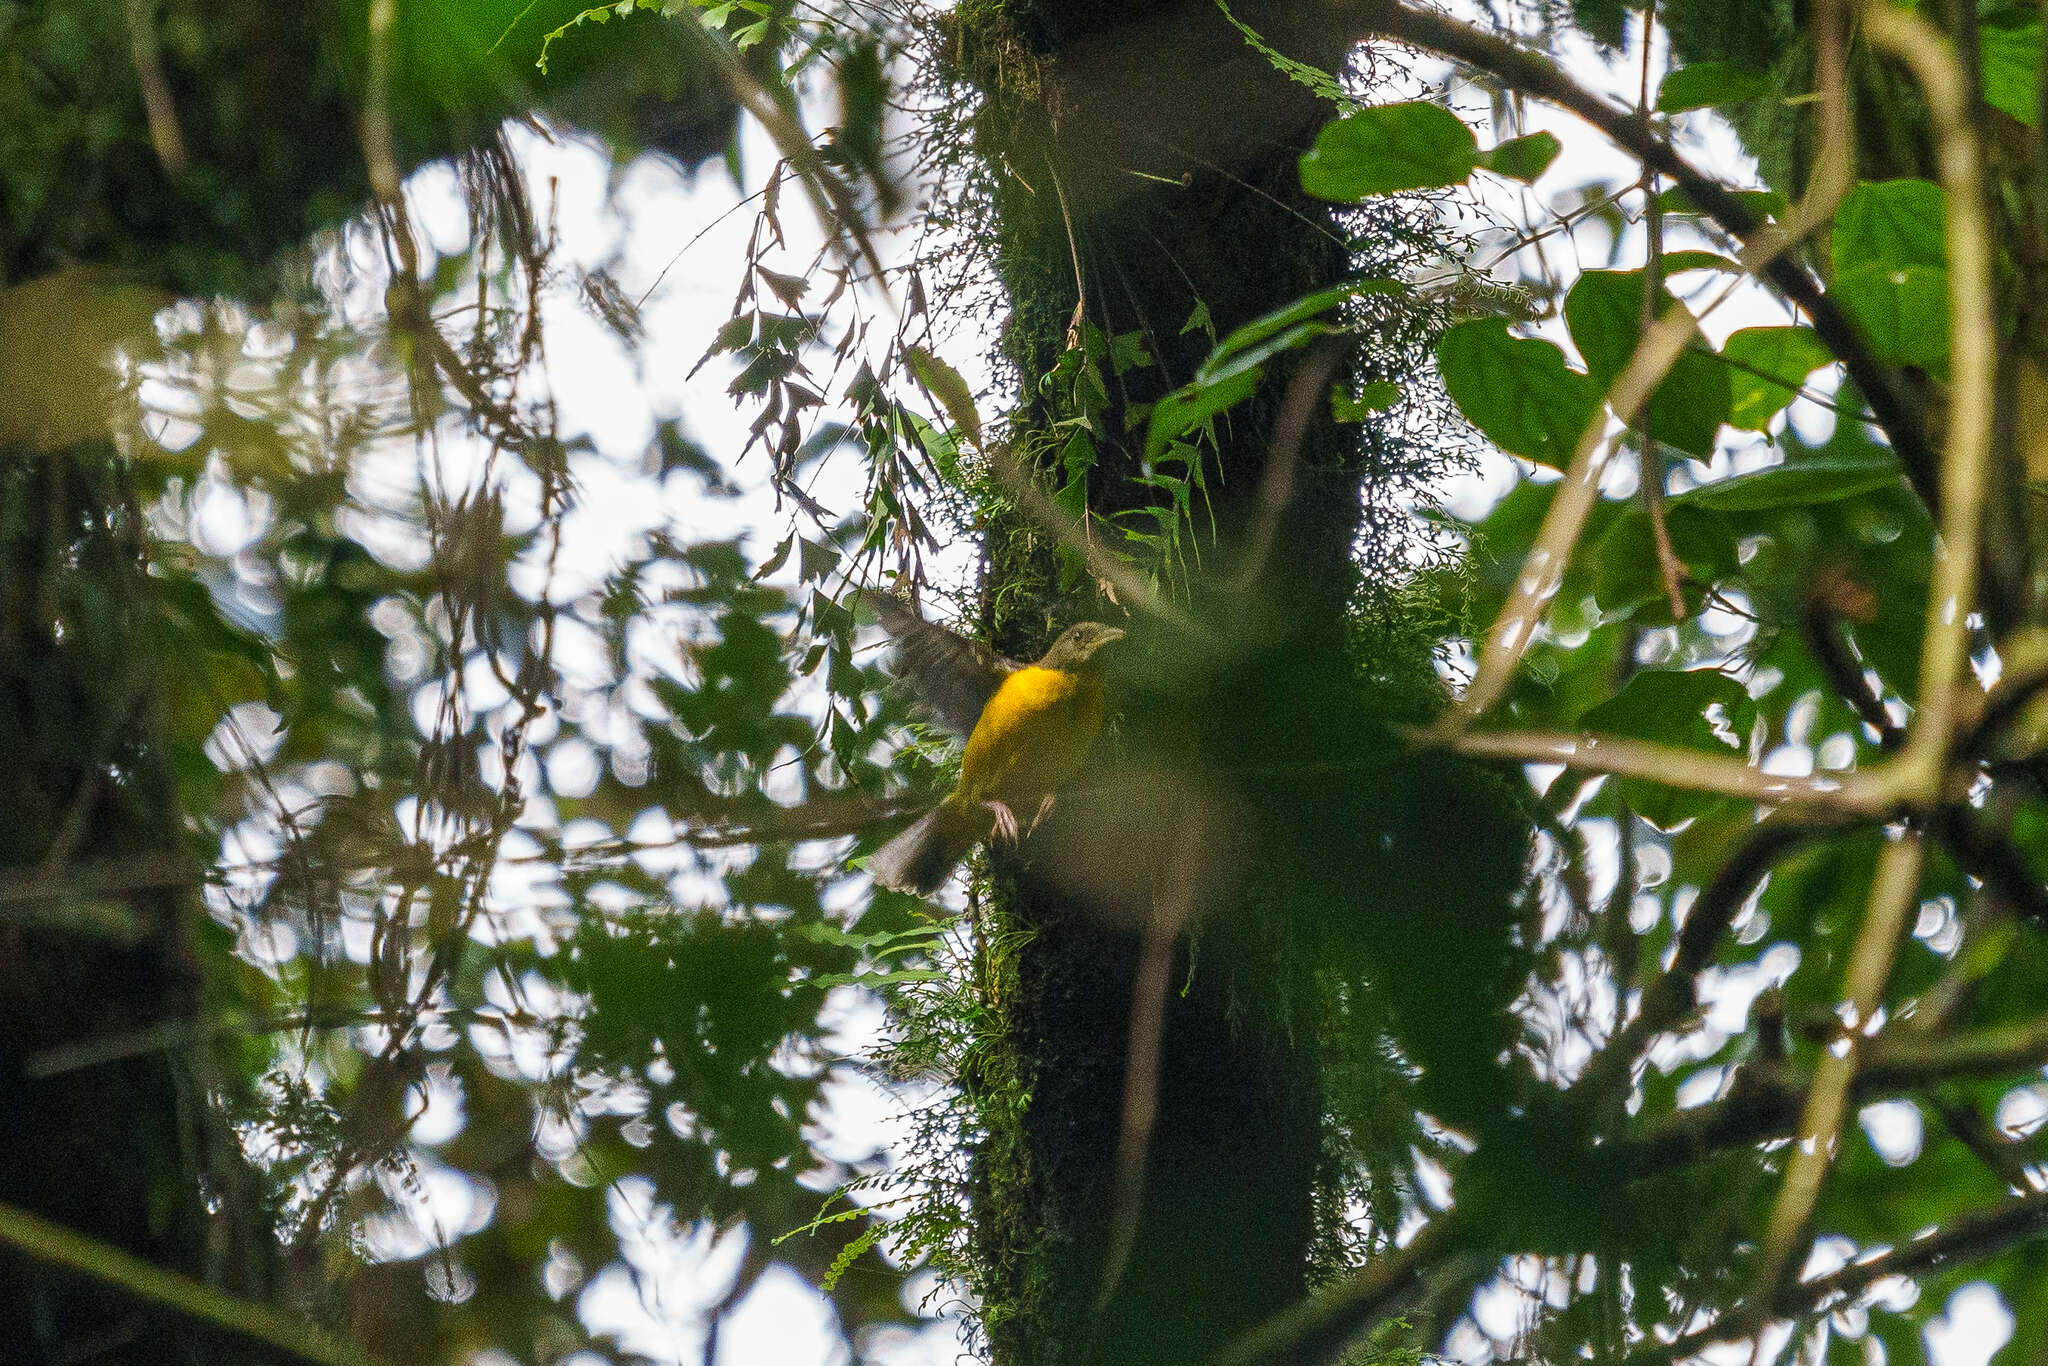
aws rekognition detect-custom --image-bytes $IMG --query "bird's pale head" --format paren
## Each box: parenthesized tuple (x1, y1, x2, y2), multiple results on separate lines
(1037, 621, 1127, 671)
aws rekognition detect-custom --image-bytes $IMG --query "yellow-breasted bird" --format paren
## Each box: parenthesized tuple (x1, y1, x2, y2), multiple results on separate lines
(866, 594, 1125, 895)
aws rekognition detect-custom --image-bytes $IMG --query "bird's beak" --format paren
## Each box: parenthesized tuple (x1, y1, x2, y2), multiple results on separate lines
(1097, 628, 1127, 649)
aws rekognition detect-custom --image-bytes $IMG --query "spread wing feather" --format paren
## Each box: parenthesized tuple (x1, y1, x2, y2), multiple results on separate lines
(866, 591, 1019, 737)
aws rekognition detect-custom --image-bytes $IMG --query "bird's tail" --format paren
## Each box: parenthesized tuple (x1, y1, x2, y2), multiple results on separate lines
(867, 803, 982, 895)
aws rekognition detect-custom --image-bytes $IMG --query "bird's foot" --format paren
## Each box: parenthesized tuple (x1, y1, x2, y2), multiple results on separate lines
(985, 800, 1021, 845)
(1025, 792, 1057, 838)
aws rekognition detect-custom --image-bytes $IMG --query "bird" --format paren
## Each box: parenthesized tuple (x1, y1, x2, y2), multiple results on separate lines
(865, 594, 1125, 895)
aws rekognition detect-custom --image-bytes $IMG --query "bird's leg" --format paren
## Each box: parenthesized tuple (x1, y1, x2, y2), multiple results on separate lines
(1026, 792, 1057, 838)
(984, 799, 1021, 845)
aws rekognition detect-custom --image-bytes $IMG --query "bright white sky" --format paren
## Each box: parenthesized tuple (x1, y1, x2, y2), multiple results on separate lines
(345, 4, 2022, 1361)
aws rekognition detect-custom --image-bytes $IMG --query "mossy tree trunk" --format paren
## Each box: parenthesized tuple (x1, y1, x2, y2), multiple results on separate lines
(949, 6, 1529, 1363)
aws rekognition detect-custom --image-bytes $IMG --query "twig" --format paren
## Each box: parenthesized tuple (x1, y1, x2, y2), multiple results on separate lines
(1617, 1011, 2048, 1181)
(1233, 339, 1341, 592)
(1800, 571, 1902, 749)
(1750, 829, 1925, 1318)
(0, 1200, 389, 1366)
(1572, 816, 1834, 1101)
(1934, 805, 2048, 927)
(1204, 1209, 1464, 1366)
(1622, 1184, 2048, 1366)
(1428, 301, 1705, 734)
(668, 5, 887, 289)
(1634, 11, 1686, 621)
(1091, 811, 1210, 1337)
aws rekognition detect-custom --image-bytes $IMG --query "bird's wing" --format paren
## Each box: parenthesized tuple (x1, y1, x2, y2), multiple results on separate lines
(866, 591, 1019, 737)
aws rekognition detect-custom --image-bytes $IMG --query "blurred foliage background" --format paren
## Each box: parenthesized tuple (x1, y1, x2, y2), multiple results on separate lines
(9, 1, 2048, 1365)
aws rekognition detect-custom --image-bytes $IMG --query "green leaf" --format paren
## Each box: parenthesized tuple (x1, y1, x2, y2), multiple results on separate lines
(1981, 7, 2043, 126)
(1655, 61, 1772, 113)
(1832, 263, 1951, 369)
(1333, 381, 1401, 421)
(1645, 250, 1741, 276)
(1577, 669, 1754, 828)
(753, 533, 794, 581)
(797, 536, 840, 583)
(1592, 504, 1739, 615)
(1299, 102, 1480, 200)
(903, 344, 982, 449)
(1719, 326, 1836, 430)
(1675, 449, 1903, 512)
(1436, 319, 1601, 470)
(1562, 270, 1730, 458)
(1832, 179, 1948, 274)
(1484, 131, 1562, 184)
(1145, 357, 1269, 461)
(1207, 278, 1400, 370)
(1145, 280, 1397, 460)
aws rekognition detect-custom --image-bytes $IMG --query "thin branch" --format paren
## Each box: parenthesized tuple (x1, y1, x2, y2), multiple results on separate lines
(1623, 1184, 2048, 1366)
(125, 0, 186, 176)
(1572, 816, 1835, 1101)
(1634, 11, 1686, 622)
(1617, 1012, 2048, 1181)
(1801, 569, 1903, 749)
(1428, 301, 1705, 734)
(0, 1201, 389, 1366)
(1233, 339, 1341, 592)
(1205, 1209, 1466, 1366)
(1750, 829, 1925, 1308)
(668, 5, 887, 288)
(1091, 811, 1210, 1337)
(1427, 726, 1882, 812)
(1934, 805, 2048, 927)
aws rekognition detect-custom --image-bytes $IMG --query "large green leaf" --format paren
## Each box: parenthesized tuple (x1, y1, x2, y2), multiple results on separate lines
(903, 344, 982, 448)
(1591, 504, 1739, 615)
(1577, 668, 1755, 828)
(1832, 263, 1951, 369)
(1436, 319, 1602, 470)
(1562, 270, 1730, 458)
(1299, 101, 1479, 199)
(1832, 179, 1947, 273)
(1719, 326, 1835, 430)
(1147, 321, 1323, 460)
(1145, 279, 1400, 460)
(1981, 6, 2044, 126)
